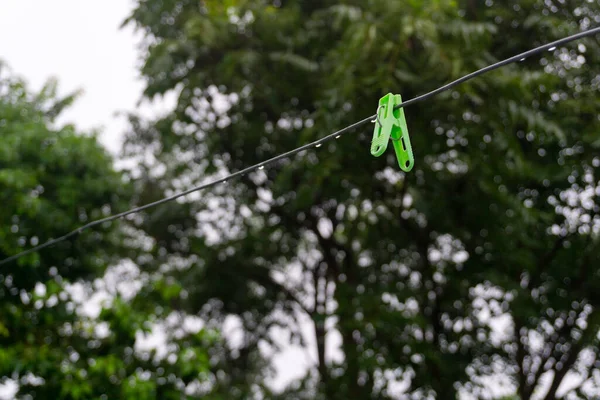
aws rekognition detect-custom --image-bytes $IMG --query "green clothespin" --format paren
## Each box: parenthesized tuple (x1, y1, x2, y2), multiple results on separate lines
(370, 93, 414, 172)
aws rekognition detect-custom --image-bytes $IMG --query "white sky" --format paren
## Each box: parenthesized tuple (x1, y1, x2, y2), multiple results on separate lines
(0, 0, 142, 154)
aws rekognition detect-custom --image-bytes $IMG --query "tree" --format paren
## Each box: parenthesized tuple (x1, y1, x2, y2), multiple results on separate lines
(124, 1, 600, 398)
(0, 65, 212, 399)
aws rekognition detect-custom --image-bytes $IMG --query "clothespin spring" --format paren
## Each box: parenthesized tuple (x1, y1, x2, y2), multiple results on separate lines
(371, 104, 383, 127)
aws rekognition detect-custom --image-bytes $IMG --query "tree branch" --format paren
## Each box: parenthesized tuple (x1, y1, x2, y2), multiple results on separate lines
(542, 309, 598, 400)
(514, 318, 530, 400)
(528, 234, 568, 290)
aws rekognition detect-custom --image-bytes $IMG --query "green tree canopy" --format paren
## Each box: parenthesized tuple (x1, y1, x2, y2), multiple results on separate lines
(122, 1, 600, 399)
(0, 66, 213, 399)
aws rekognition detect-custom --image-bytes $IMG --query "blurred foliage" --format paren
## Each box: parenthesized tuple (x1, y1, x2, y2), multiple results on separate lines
(121, 0, 600, 399)
(0, 66, 213, 398)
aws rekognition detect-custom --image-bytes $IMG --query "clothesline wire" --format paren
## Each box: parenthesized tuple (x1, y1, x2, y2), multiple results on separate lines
(1, 26, 599, 266)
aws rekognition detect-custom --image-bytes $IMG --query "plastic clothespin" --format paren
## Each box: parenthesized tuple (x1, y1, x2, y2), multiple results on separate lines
(370, 93, 414, 172)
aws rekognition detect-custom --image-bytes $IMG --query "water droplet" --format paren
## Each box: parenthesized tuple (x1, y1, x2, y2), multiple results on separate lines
(335, 135, 341, 139)
(548, 46, 556, 51)
(258, 166, 264, 170)
(519, 57, 526, 61)
(315, 144, 322, 148)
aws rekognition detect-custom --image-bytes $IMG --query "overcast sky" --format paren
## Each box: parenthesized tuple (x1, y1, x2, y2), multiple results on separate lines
(0, 0, 142, 154)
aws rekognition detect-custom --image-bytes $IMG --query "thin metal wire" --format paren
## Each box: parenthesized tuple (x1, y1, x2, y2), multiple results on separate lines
(0, 115, 374, 266)
(2, 26, 599, 266)
(371, 104, 383, 127)
(395, 26, 600, 110)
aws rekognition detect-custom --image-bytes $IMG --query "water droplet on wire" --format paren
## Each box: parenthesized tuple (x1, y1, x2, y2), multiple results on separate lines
(315, 144, 322, 148)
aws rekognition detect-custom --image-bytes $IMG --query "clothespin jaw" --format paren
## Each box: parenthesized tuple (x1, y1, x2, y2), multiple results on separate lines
(370, 93, 414, 172)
